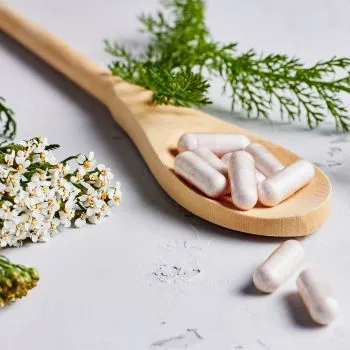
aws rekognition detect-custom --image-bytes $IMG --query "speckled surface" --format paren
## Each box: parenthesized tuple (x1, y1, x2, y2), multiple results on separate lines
(0, 1, 350, 349)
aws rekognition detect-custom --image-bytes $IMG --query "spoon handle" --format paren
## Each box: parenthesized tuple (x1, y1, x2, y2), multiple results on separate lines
(0, 2, 115, 105)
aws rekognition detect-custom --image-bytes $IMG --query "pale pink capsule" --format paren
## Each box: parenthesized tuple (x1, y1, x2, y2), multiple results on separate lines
(258, 160, 315, 207)
(228, 151, 258, 210)
(221, 152, 266, 183)
(178, 133, 250, 156)
(297, 269, 339, 325)
(192, 148, 227, 176)
(245, 143, 284, 177)
(255, 170, 266, 184)
(253, 240, 305, 293)
(174, 151, 227, 198)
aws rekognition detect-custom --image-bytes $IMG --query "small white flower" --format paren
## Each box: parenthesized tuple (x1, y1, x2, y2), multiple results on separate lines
(37, 224, 51, 242)
(4, 173, 23, 196)
(88, 214, 106, 225)
(105, 186, 122, 206)
(59, 200, 75, 227)
(15, 150, 31, 171)
(62, 163, 71, 175)
(0, 201, 13, 220)
(3, 219, 17, 234)
(47, 198, 60, 213)
(77, 152, 95, 169)
(59, 211, 72, 228)
(32, 150, 58, 165)
(19, 140, 28, 148)
(57, 180, 77, 201)
(4, 151, 15, 166)
(13, 190, 29, 209)
(71, 168, 86, 183)
(30, 231, 40, 243)
(0, 166, 10, 180)
(31, 137, 48, 153)
(0, 137, 121, 247)
(42, 217, 61, 236)
(75, 217, 86, 228)
(0, 232, 10, 247)
(0, 183, 6, 194)
(97, 164, 114, 185)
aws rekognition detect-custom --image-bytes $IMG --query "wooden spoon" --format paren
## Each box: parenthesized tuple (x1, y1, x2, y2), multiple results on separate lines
(0, 3, 331, 237)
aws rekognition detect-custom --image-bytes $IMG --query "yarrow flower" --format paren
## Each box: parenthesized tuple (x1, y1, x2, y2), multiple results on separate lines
(0, 137, 122, 248)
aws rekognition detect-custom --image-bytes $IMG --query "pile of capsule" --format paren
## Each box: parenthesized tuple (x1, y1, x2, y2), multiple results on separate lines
(254, 240, 338, 325)
(174, 133, 315, 209)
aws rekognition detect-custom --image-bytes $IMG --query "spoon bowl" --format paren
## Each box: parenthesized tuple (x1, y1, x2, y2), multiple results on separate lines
(0, 3, 331, 236)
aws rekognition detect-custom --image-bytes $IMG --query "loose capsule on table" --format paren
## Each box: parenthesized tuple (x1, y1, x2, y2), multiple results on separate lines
(258, 160, 315, 207)
(245, 143, 284, 177)
(178, 133, 250, 157)
(221, 152, 266, 183)
(297, 268, 339, 325)
(228, 151, 258, 210)
(192, 148, 227, 176)
(174, 151, 227, 198)
(253, 240, 305, 293)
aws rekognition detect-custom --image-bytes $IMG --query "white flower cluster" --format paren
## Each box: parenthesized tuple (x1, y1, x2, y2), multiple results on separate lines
(0, 137, 121, 247)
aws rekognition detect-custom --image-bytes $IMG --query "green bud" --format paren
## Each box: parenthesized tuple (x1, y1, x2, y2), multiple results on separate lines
(8, 270, 20, 280)
(27, 268, 39, 281)
(3, 278, 12, 289)
(0, 256, 39, 307)
(20, 272, 32, 285)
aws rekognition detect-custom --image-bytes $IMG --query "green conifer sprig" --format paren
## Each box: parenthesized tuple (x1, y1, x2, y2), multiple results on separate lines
(105, 0, 350, 131)
(0, 97, 16, 141)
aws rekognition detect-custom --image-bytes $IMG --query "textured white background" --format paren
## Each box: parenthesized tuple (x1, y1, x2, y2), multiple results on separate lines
(1, 1, 350, 349)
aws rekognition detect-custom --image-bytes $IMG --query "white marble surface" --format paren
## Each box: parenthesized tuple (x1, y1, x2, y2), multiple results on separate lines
(1, 1, 350, 349)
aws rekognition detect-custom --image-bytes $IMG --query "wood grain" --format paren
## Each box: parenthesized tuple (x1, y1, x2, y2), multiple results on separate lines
(0, 2, 332, 236)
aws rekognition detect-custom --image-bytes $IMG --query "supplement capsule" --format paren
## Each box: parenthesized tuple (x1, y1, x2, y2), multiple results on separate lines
(228, 151, 258, 210)
(253, 240, 305, 293)
(297, 268, 339, 325)
(174, 151, 227, 198)
(245, 143, 284, 177)
(192, 148, 227, 176)
(255, 170, 266, 184)
(220, 152, 233, 166)
(178, 133, 250, 157)
(258, 160, 315, 207)
(221, 152, 265, 184)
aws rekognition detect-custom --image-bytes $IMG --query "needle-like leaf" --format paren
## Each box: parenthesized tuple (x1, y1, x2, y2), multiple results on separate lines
(105, 0, 350, 131)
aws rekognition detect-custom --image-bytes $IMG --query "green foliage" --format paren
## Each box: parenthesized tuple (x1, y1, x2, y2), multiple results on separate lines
(105, 0, 350, 131)
(105, 43, 211, 107)
(45, 144, 60, 151)
(0, 97, 16, 141)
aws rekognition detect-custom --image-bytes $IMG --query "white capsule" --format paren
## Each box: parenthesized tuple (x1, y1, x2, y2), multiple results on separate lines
(192, 148, 227, 176)
(228, 151, 258, 210)
(297, 268, 339, 325)
(221, 152, 265, 184)
(178, 133, 250, 156)
(255, 170, 266, 184)
(220, 152, 233, 166)
(245, 143, 284, 177)
(258, 160, 315, 207)
(253, 240, 305, 293)
(174, 151, 227, 198)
